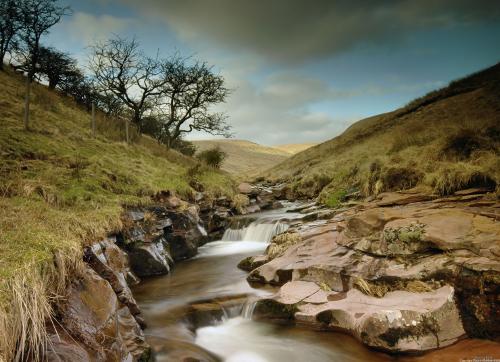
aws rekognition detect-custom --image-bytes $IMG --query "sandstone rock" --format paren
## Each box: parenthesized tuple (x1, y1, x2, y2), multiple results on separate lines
(238, 182, 254, 194)
(59, 268, 149, 361)
(46, 328, 93, 362)
(247, 192, 500, 346)
(245, 204, 261, 214)
(255, 282, 466, 353)
(85, 238, 143, 321)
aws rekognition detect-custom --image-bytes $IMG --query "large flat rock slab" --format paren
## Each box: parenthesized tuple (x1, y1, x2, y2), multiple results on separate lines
(255, 282, 465, 353)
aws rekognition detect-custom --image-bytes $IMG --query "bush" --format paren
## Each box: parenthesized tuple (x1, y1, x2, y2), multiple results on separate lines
(196, 146, 226, 168)
(171, 139, 197, 156)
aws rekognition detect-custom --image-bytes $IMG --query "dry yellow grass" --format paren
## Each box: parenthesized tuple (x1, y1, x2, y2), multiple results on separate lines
(274, 143, 318, 154)
(192, 139, 291, 178)
(265, 63, 500, 204)
(0, 69, 235, 360)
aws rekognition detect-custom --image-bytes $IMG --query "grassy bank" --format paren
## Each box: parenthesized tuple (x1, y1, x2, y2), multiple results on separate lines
(265, 63, 500, 205)
(0, 69, 235, 360)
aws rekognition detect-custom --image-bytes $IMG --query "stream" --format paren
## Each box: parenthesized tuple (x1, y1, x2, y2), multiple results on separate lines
(132, 206, 499, 362)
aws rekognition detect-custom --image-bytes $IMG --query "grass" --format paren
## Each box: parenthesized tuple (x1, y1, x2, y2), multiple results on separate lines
(0, 68, 235, 361)
(265, 62, 500, 202)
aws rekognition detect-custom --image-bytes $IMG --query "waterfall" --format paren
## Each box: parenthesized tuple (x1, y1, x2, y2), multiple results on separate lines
(222, 220, 289, 242)
(240, 298, 258, 319)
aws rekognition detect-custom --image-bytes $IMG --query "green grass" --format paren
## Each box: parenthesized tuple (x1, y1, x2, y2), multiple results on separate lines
(0, 69, 235, 360)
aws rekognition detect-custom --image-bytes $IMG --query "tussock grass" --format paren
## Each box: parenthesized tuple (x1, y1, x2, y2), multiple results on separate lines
(0, 69, 235, 360)
(266, 62, 500, 202)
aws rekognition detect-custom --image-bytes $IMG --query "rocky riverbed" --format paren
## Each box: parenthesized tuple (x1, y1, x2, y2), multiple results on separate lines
(42, 185, 500, 361)
(244, 188, 500, 353)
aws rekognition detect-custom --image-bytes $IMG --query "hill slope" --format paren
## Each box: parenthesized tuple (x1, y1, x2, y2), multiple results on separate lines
(0, 69, 235, 360)
(192, 139, 290, 177)
(266, 63, 500, 205)
(274, 143, 317, 154)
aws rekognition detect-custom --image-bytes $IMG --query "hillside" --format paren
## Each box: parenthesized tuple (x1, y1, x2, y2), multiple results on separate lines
(192, 139, 290, 177)
(0, 69, 235, 358)
(266, 62, 500, 205)
(274, 143, 317, 154)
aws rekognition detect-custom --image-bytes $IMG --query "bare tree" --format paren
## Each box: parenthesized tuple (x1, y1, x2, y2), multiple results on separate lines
(0, 0, 22, 70)
(18, 0, 71, 129)
(153, 56, 231, 148)
(88, 36, 167, 135)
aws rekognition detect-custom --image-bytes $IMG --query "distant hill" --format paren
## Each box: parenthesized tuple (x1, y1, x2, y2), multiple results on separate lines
(192, 139, 290, 177)
(274, 143, 317, 154)
(265, 62, 500, 205)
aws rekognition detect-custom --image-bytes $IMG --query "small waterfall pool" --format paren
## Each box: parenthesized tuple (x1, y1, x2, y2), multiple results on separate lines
(132, 206, 485, 361)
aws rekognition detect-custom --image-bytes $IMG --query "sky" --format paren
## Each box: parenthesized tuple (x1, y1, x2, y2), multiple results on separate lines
(46, 0, 500, 146)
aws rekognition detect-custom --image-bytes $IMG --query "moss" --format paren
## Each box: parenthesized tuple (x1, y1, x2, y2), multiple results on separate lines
(254, 299, 297, 320)
(379, 315, 440, 347)
(322, 188, 348, 208)
(383, 223, 426, 245)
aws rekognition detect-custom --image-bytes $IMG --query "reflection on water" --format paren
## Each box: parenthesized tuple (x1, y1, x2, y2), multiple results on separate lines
(133, 208, 500, 362)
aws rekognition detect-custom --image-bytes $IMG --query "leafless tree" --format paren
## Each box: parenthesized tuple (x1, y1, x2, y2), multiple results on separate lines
(88, 36, 167, 135)
(17, 0, 71, 129)
(0, 0, 22, 70)
(153, 56, 231, 148)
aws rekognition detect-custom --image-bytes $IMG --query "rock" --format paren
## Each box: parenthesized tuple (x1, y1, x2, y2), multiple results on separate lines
(238, 182, 254, 194)
(255, 282, 465, 353)
(127, 241, 173, 277)
(46, 327, 92, 362)
(375, 191, 436, 206)
(164, 210, 207, 261)
(245, 204, 261, 214)
(85, 238, 143, 321)
(454, 187, 494, 196)
(247, 192, 500, 347)
(237, 254, 269, 271)
(165, 195, 182, 208)
(59, 268, 149, 361)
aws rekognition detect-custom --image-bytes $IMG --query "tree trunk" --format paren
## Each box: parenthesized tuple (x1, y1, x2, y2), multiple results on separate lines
(24, 75, 31, 130)
(91, 102, 96, 138)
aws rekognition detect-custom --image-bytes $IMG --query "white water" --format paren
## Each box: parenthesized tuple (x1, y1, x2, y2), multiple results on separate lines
(195, 317, 341, 362)
(222, 220, 289, 242)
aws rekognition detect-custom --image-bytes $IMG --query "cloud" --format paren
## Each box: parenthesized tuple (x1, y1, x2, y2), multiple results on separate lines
(121, 0, 500, 64)
(186, 71, 361, 145)
(64, 12, 135, 45)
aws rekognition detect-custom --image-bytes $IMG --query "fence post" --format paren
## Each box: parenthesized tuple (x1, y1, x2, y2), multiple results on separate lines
(125, 119, 129, 144)
(91, 102, 96, 138)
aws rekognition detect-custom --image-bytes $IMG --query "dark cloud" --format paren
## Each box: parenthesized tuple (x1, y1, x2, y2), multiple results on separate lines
(124, 0, 500, 64)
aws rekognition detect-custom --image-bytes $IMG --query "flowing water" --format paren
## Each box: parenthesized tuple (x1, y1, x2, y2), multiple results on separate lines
(133, 206, 500, 362)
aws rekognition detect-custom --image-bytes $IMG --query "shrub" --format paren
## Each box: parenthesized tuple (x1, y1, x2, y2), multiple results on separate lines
(171, 139, 197, 156)
(196, 146, 226, 168)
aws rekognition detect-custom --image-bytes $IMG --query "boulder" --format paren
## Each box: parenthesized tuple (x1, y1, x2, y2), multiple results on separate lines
(127, 240, 173, 277)
(238, 182, 254, 194)
(255, 282, 466, 353)
(59, 268, 149, 361)
(85, 238, 143, 322)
